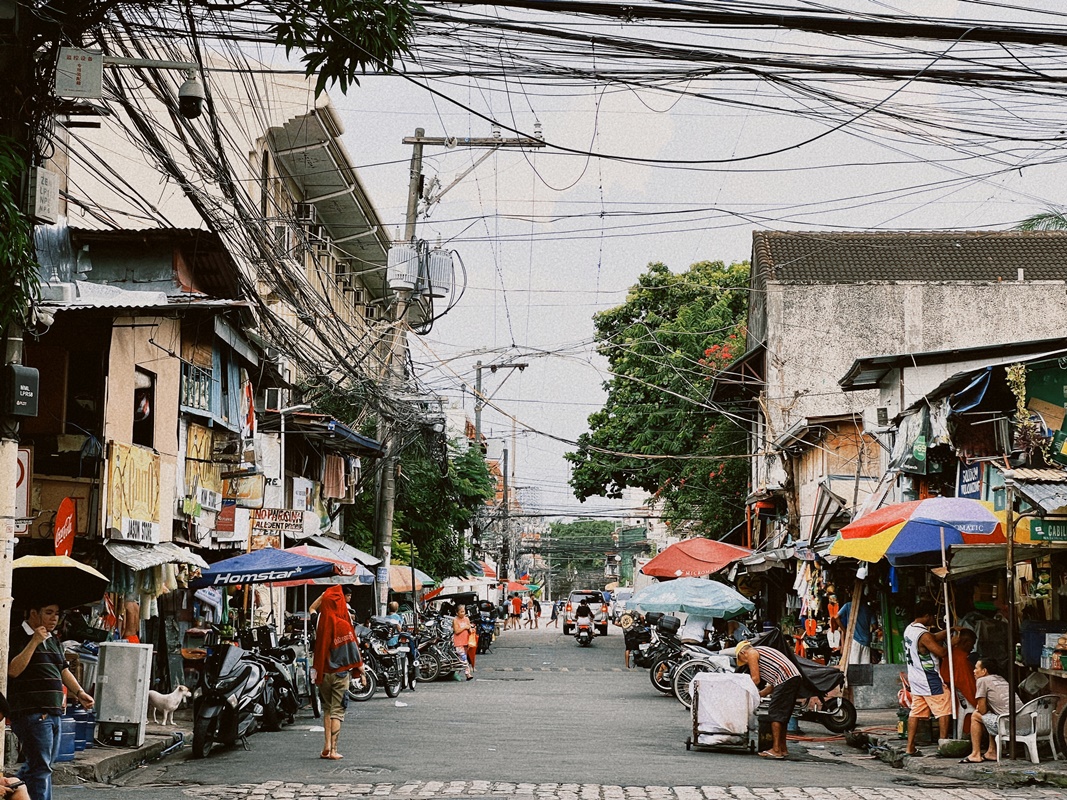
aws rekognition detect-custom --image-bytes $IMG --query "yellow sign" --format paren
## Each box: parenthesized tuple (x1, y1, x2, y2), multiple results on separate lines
(106, 441, 161, 543)
(186, 423, 223, 496)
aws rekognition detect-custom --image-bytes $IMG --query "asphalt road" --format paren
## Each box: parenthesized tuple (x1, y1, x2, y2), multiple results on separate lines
(59, 623, 986, 800)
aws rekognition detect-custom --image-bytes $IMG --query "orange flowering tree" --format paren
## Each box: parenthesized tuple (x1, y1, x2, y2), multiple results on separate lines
(565, 259, 749, 541)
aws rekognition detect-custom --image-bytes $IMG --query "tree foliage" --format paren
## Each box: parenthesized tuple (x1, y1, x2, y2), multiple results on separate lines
(545, 519, 617, 596)
(343, 434, 495, 578)
(565, 260, 750, 541)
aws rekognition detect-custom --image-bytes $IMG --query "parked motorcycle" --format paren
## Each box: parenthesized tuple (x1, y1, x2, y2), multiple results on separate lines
(741, 629, 857, 733)
(191, 641, 269, 758)
(348, 617, 404, 701)
(475, 605, 496, 655)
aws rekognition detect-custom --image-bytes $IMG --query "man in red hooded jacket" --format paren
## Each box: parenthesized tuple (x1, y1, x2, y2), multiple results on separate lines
(311, 586, 363, 759)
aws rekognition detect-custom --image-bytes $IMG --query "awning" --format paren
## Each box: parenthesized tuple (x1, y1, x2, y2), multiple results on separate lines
(1010, 470, 1067, 513)
(260, 411, 384, 457)
(809, 481, 848, 543)
(738, 546, 795, 573)
(308, 534, 381, 566)
(948, 367, 992, 414)
(933, 544, 1052, 581)
(106, 540, 210, 570)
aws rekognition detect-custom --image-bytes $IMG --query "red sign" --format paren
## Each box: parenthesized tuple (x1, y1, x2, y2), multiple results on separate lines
(55, 497, 76, 557)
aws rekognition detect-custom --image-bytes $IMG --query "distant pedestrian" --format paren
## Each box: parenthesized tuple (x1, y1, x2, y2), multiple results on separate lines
(453, 605, 474, 680)
(550, 599, 560, 627)
(531, 598, 541, 629)
(510, 594, 523, 629)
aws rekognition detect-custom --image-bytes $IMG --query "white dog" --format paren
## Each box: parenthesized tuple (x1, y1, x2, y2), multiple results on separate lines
(147, 685, 191, 726)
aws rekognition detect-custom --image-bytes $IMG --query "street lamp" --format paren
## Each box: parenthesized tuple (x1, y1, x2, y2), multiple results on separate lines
(278, 404, 311, 510)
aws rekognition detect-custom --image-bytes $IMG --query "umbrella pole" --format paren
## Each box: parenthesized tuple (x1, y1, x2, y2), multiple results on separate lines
(940, 526, 956, 723)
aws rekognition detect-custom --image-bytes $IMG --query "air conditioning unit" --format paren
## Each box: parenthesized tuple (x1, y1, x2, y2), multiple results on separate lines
(350, 287, 365, 304)
(294, 202, 316, 224)
(95, 642, 152, 747)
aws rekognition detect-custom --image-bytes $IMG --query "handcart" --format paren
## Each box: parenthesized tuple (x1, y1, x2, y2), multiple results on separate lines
(686, 671, 762, 753)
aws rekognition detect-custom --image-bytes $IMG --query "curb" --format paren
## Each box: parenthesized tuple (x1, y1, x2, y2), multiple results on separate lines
(865, 732, 1067, 787)
(53, 732, 183, 785)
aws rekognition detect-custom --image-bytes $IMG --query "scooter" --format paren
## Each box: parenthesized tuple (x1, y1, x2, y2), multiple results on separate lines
(574, 617, 595, 646)
(475, 611, 496, 655)
(191, 642, 269, 758)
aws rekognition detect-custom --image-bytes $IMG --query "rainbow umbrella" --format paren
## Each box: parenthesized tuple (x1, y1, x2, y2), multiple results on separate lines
(830, 497, 1007, 566)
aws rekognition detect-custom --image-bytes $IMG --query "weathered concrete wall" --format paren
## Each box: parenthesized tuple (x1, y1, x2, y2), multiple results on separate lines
(104, 316, 181, 541)
(764, 280, 1067, 438)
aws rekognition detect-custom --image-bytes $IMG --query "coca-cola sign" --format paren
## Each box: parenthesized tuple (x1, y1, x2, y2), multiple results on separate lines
(54, 497, 76, 557)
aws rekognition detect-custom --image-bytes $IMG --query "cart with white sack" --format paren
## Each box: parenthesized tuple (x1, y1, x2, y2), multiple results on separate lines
(686, 671, 761, 752)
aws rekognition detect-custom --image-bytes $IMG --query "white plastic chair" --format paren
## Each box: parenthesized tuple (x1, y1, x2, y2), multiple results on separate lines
(955, 692, 976, 741)
(994, 695, 1059, 764)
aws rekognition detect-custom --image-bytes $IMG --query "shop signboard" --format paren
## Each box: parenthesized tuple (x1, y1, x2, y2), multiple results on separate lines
(105, 441, 161, 544)
(1029, 520, 1067, 542)
(223, 473, 265, 509)
(230, 507, 316, 550)
(54, 497, 75, 557)
(957, 462, 984, 499)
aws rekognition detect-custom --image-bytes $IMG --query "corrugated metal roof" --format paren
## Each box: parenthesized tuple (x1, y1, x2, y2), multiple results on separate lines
(1011, 468, 1067, 482)
(106, 540, 209, 570)
(753, 230, 1067, 283)
(1015, 480, 1067, 513)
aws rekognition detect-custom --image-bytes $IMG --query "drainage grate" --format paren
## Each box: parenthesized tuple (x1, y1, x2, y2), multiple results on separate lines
(332, 766, 391, 775)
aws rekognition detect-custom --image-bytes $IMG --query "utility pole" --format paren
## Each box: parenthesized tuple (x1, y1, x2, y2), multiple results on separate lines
(373, 128, 424, 612)
(376, 128, 542, 613)
(500, 446, 510, 587)
(474, 360, 483, 447)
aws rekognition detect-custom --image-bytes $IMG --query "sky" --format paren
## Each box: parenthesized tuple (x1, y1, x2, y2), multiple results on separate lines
(290, 1, 1067, 521)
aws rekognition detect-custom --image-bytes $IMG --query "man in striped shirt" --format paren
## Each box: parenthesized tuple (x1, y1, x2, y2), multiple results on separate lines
(736, 640, 802, 759)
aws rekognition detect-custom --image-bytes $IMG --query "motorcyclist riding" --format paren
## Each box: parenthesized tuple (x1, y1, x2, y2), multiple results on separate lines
(575, 599, 595, 634)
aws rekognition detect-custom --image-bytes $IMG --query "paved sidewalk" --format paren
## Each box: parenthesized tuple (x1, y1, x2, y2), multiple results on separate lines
(181, 780, 1066, 800)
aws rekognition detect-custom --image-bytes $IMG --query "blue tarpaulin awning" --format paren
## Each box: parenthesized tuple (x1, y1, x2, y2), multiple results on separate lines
(948, 367, 992, 414)
(190, 547, 337, 588)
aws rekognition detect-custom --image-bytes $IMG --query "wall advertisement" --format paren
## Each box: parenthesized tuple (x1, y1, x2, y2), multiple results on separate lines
(106, 441, 161, 544)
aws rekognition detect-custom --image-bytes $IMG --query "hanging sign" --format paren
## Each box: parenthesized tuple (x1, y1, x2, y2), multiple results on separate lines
(54, 497, 76, 557)
(105, 441, 161, 544)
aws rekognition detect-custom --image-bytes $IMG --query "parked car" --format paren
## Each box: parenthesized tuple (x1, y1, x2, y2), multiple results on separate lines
(563, 590, 610, 636)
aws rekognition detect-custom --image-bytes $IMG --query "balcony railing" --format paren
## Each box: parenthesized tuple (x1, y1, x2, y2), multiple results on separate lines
(181, 363, 212, 412)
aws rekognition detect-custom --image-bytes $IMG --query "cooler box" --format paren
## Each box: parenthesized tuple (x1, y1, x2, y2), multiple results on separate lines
(95, 642, 152, 747)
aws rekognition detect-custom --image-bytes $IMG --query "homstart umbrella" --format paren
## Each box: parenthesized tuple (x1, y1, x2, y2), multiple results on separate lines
(631, 578, 754, 619)
(272, 545, 374, 587)
(640, 538, 752, 579)
(189, 547, 338, 589)
(830, 497, 1009, 566)
(13, 555, 109, 610)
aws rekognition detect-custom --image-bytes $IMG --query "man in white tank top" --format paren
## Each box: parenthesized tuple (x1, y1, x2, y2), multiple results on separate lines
(903, 600, 951, 756)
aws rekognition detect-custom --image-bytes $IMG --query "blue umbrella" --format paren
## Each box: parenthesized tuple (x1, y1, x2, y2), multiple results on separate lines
(190, 547, 337, 588)
(631, 578, 754, 619)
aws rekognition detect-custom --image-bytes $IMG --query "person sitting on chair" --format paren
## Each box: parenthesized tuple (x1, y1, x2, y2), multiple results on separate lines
(960, 657, 1020, 764)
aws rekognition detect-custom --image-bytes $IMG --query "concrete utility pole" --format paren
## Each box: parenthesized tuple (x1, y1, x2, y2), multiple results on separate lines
(500, 446, 510, 600)
(474, 361, 483, 447)
(373, 129, 424, 613)
(375, 128, 543, 613)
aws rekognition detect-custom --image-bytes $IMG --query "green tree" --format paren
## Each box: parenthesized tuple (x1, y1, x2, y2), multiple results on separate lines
(565, 260, 750, 541)
(544, 519, 617, 596)
(344, 434, 495, 579)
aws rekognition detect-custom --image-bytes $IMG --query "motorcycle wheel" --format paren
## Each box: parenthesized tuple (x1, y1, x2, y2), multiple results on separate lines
(347, 670, 377, 702)
(384, 669, 402, 698)
(417, 653, 440, 682)
(192, 713, 215, 759)
(649, 656, 675, 694)
(820, 697, 858, 733)
(262, 688, 282, 732)
(309, 682, 321, 718)
(672, 659, 713, 710)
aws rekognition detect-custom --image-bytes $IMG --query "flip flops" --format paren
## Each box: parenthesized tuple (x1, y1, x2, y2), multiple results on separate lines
(758, 750, 786, 760)
(958, 756, 987, 764)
